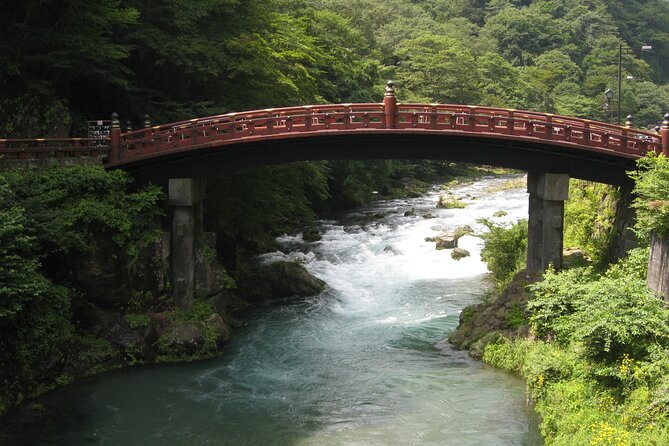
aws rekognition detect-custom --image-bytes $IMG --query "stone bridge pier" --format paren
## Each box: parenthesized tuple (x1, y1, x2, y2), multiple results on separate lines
(526, 172, 570, 273)
(169, 177, 207, 311)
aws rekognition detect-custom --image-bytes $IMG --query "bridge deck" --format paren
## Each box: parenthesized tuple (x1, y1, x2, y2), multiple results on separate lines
(1, 100, 664, 185)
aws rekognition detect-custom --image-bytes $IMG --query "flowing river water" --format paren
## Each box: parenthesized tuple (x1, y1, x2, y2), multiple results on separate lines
(1, 175, 542, 445)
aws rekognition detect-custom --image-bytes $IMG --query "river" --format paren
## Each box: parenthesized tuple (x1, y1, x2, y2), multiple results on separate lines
(0, 175, 542, 445)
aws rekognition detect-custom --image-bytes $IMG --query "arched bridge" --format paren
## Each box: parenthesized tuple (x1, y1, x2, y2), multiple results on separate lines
(1, 82, 667, 185)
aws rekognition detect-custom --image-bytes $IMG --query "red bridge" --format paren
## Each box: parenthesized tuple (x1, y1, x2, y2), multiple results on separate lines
(5, 82, 668, 309)
(2, 82, 667, 185)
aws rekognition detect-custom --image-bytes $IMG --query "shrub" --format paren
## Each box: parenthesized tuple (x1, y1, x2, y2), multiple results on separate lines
(563, 179, 617, 264)
(477, 218, 528, 291)
(630, 153, 669, 239)
(529, 249, 669, 366)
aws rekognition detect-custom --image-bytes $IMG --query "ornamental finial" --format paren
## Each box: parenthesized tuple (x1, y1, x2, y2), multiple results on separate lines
(625, 114, 634, 129)
(663, 113, 669, 129)
(111, 112, 120, 128)
(385, 80, 395, 96)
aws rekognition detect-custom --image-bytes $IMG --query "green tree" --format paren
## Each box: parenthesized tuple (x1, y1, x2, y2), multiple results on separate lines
(394, 34, 481, 104)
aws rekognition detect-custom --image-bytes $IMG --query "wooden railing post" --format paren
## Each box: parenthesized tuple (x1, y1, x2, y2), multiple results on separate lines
(661, 113, 669, 156)
(384, 80, 397, 129)
(110, 112, 121, 163)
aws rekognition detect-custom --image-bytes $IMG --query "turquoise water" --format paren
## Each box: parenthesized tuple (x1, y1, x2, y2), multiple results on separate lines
(0, 176, 541, 445)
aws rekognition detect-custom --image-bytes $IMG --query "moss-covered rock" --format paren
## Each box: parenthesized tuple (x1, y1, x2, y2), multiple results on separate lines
(449, 271, 541, 359)
(451, 247, 470, 260)
(437, 195, 467, 209)
(435, 233, 458, 250)
(158, 320, 208, 356)
(237, 261, 326, 303)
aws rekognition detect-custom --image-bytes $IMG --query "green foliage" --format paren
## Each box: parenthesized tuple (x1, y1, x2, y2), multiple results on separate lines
(631, 153, 669, 239)
(2, 165, 163, 267)
(477, 218, 528, 291)
(124, 314, 150, 329)
(394, 34, 481, 104)
(529, 249, 665, 365)
(564, 179, 618, 264)
(505, 302, 528, 329)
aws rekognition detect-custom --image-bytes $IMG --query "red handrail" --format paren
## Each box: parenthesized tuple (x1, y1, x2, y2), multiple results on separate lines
(1, 103, 662, 165)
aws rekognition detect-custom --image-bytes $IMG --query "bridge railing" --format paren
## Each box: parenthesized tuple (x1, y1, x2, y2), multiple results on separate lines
(118, 103, 387, 161)
(1, 99, 665, 166)
(395, 104, 661, 158)
(0, 138, 110, 162)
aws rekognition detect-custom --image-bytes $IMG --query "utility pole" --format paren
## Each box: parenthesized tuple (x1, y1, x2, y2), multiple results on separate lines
(617, 43, 622, 126)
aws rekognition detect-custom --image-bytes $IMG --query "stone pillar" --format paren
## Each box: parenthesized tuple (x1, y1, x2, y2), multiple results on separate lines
(607, 182, 637, 263)
(169, 177, 206, 311)
(648, 232, 669, 299)
(526, 172, 569, 273)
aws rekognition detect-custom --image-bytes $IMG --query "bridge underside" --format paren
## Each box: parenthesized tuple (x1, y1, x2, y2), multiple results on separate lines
(112, 132, 637, 310)
(113, 132, 637, 187)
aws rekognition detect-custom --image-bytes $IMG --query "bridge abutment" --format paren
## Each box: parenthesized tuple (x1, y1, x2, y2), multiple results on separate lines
(169, 177, 206, 311)
(608, 183, 637, 263)
(648, 233, 669, 299)
(526, 172, 569, 273)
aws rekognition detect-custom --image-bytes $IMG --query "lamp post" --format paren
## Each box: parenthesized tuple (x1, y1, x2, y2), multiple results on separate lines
(616, 43, 653, 125)
(604, 88, 614, 122)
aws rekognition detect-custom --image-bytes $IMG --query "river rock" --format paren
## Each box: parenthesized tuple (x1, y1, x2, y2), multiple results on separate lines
(237, 261, 326, 302)
(435, 232, 458, 250)
(454, 225, 474, 238)
(562, 247, 590, 269)
(303, 226, 322, 242)
(449, 271, 541, 359)
(451, 248, 470, 260)
(159, 320, 208, 356)
(206, 314, 231, 346)
(404, 208, 416, 217)
(436, 195, 466, 209)
(383, 245, 403, 256)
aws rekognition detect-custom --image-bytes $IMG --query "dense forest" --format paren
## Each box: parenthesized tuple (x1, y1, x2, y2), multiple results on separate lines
(2, 0, 669, 137)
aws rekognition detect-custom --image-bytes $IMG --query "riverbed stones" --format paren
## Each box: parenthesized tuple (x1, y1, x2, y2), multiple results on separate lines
(303, 226, 322, 242)
(436, 195, 466, 209)
(383, 245, 403, 255)
(454, 225, 474, 238)
(237, 261, 326, 302)
(451, 248, 470, 260)
(435, 232, 458, 250)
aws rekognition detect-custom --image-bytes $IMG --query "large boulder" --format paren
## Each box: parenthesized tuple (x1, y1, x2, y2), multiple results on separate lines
(435, 232, 458, 250)
(206, 314, 231, 346)
(237, 261, 326, 302)
(158, 320, 208, 356)
(562, 247, 590, 269)
(451, 248, 470, 260)
(449, 271, 541, 358)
